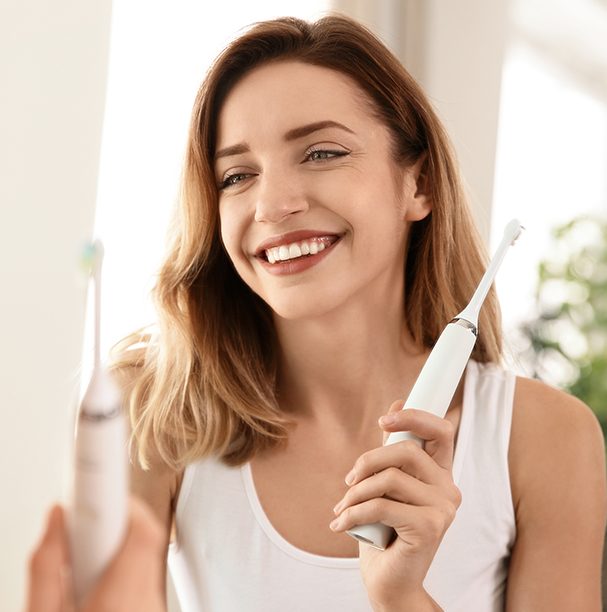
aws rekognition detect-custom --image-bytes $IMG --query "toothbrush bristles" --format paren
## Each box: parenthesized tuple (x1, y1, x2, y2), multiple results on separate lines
(511, 225, 525, 245)
(80, 239, 105, 368)
(81, 240, 104, 276)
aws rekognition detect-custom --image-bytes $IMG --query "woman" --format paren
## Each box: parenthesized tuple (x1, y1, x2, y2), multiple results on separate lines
(27, 14, 605, 612)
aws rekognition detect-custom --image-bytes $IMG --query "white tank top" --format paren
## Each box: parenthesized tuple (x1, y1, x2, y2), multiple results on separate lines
(168, 360, 516, 611)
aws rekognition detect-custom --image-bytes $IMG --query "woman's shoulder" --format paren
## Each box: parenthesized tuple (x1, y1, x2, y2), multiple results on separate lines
(502, 375, 606, 607)
(511, 375, 603, 456)
(509, 374, 605, 514)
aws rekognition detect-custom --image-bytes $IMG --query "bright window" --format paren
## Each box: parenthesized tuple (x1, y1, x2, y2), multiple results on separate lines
(491, 0, 607, 373)
(92, 1, 329, 359)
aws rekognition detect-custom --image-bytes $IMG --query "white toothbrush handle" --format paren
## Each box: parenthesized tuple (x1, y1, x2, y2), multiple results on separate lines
(346, 322, 477, 550)
(69, 369, 128, 605)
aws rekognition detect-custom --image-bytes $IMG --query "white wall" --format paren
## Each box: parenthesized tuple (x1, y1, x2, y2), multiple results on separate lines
(0, 1, 112, 609)
(420, 0, 509, 241)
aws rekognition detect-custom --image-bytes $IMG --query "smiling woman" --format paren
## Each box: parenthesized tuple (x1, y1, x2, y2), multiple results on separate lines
(26, 13, 605, 612)
(216, 61, 431, 319)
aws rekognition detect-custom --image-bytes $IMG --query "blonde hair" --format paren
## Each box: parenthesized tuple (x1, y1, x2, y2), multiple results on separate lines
(113, 14, 502, 471)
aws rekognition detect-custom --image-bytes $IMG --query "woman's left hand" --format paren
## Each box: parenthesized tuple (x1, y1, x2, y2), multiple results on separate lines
(25, 498, 167, 612)
(329, 401, 461, 610)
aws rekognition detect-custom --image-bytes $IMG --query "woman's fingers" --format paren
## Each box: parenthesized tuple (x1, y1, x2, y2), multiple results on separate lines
(82, 497, 166, 612)
(330, 496, 456, 543)
(26, 498, 166, 612)
(333, 467, 441, 516)
(332, 406, 460, 534)
(26, 505, 72, 612)
(378, 407, 456, 471)
(345, 437, 449, 490)
(333, 461, 461, 531)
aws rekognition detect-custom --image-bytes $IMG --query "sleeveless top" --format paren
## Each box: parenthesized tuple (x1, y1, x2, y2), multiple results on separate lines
(168, 360, 516, 611)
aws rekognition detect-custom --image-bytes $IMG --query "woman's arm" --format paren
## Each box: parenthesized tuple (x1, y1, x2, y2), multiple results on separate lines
(115, 365, 183, 598)
(129, 437, 183, 600)
(506, 377, 607, 611)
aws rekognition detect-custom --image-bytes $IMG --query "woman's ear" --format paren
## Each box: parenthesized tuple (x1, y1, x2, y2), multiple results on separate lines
(402, 155, 432, 222)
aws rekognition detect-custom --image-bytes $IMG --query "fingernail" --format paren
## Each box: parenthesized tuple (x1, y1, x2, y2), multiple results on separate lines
(333, 502, 342, 515)
(345, 470, 356, 485)
(379, 414, 397, 426)
(329, 518, 341, 531)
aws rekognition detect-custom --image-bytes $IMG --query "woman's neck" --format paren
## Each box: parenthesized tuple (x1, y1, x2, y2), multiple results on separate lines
(273, 296, 429, 437)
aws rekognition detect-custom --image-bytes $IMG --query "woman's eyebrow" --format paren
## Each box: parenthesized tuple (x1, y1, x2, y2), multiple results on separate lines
(215, 143, 250, 161)
(283, 120, 356, 141)
(214, 120, 355, 161)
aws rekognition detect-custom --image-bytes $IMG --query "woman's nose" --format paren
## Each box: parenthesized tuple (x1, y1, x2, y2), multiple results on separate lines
(254, 173, 309, 224)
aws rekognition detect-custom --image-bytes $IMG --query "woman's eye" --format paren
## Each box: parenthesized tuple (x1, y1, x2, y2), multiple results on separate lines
(220, 173, 250, 189)
(304, 148, 349, 162)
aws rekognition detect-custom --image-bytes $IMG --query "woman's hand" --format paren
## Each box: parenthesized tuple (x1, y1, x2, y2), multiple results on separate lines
(329, 401, 461, 610)
(25, 497, 167, 612)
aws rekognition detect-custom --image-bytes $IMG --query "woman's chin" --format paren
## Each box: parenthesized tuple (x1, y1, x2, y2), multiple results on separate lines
(265, 291, 345, 323)
(270, 302, 335, 322)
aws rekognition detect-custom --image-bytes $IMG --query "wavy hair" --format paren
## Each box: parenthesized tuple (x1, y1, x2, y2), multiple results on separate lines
(113, 14, 502, 470)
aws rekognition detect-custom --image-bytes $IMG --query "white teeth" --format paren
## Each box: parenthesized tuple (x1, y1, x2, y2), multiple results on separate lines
(263, 237, 335, 263)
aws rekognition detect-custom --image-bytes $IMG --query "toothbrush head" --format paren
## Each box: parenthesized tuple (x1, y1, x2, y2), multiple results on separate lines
(453, 217, 525, 328)
(81, 240, 104, 277)
(504, 219, 525, 245)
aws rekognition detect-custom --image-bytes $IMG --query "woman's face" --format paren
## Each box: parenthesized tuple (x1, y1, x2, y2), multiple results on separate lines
(215, 60, 430, 320)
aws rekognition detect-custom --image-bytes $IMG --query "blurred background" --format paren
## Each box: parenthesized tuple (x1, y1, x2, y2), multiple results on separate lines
(1, 0, 605, 610)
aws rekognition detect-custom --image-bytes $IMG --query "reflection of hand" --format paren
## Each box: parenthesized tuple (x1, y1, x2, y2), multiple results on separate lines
(26, 497, 167, 612)
(330, 402, 460, 611)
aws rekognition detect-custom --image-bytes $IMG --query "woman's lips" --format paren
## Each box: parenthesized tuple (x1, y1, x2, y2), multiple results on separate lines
(256, 235, 342, 276)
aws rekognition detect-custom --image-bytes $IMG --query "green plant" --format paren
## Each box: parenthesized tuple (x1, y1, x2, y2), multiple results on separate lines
(519, 216, 607, 437)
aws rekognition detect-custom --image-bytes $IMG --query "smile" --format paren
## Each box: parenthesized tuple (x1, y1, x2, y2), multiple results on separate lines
(264, 237, 336, 264)
(254, 232, 342, 276)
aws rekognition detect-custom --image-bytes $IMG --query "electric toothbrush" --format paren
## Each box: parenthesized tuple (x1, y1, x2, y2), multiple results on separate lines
(346, 219, 524, 550)
(69, 241, 129, 605)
